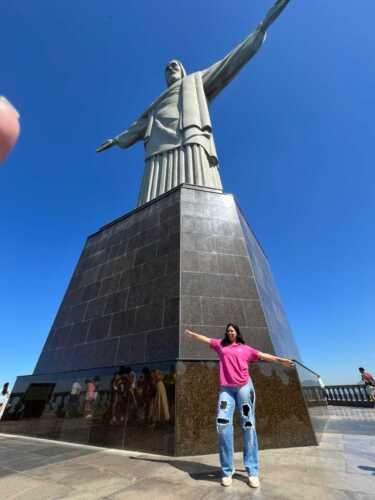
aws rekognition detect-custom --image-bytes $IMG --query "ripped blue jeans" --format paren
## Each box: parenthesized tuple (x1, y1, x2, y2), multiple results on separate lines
(216, 380, 259, 477)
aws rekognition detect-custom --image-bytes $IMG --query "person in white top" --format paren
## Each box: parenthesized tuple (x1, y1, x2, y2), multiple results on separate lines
(0, 382, 11, 419)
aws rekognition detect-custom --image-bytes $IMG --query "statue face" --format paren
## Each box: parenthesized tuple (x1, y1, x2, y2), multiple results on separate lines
(165, 60, 183, 86)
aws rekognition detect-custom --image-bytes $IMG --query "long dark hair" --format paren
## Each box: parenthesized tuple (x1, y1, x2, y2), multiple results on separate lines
(221, 324, 246, 347)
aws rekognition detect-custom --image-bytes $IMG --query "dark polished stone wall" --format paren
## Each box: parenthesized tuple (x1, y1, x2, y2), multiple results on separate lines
(35, 185, 303, 374)
(237, 208, 301, 360)
(34, 191, 181, 374)
(175, 360, 324, 456)
(180, 187, 290, 359)
(0, 360, 326, 456)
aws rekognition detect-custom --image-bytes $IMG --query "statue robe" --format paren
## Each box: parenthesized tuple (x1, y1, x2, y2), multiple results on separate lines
(115, 25, 266, 206)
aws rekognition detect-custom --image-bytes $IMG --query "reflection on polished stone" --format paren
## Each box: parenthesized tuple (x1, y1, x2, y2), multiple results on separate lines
(295, 362, 329, 442)
(1, 362, 176, 455)
(0, 360, 327, 456)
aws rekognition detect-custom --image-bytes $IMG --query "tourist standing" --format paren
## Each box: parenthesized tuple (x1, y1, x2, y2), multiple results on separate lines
(84, 379, 96, 418)
(68, 380, 82, 417)
(358, 367, 375, 402)
(0, 382, 11, 419)
(148, 370, 170, 425)
(185, 324, 294, 488)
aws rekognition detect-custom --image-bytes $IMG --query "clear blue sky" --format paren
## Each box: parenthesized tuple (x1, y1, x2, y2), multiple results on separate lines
(1, 0, 374, 387)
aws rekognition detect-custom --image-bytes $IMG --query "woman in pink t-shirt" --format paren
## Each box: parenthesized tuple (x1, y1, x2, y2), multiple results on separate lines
(185, 323, 294, 488)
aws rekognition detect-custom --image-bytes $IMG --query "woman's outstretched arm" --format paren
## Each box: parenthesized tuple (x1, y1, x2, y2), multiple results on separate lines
(184, 329, 211, 345)
(258, 352, 294, 368)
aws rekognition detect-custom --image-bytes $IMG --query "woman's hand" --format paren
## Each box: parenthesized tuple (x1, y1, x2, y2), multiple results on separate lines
(184, 329, 211, 344)
(280, 358, 295, 369)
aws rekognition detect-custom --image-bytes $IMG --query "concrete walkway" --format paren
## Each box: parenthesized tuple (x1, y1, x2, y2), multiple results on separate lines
(0, 407, 374, 499)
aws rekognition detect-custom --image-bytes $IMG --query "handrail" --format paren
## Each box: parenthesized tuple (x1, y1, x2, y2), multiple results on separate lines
(292, 359, 320, 378)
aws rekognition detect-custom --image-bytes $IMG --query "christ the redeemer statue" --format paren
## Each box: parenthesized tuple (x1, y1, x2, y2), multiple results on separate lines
(97, 0, 290, 207)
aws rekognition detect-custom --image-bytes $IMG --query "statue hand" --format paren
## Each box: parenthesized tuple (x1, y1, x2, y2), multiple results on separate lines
(96, 138, 118, 153)
(260, 0, 290, 32)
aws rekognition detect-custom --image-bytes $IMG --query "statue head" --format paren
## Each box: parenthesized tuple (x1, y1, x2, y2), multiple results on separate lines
(165, 59, 186, 86)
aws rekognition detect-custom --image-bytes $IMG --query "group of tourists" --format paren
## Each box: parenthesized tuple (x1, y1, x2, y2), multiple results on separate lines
(109, 366, 172, 426)
(61, 367, 173, 425)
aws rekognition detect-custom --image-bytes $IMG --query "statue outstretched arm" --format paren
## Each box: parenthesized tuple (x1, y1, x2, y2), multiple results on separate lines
(202, 0, 290, 101)
(96, 115, 148, 153)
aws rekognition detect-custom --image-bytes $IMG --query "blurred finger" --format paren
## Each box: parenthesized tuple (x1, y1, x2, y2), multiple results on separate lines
(0, 96, 20, 165)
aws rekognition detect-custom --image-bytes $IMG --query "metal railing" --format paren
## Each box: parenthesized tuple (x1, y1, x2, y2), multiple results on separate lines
(292, 359, 320, 378)
(325, 384, 374, 408)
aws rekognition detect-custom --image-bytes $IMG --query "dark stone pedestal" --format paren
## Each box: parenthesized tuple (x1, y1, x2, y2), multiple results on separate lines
(0, 185, 327, 454)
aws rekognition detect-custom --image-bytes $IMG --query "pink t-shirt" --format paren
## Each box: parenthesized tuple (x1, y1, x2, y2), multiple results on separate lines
(210, 339, 260, 387)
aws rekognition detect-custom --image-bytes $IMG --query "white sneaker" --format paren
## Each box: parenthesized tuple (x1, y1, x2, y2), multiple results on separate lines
(221, 475, 233, 487)
(248, 476, 260, 488)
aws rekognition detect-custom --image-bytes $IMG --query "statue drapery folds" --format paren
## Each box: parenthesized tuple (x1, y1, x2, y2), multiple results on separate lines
(97, 0, 290, 206)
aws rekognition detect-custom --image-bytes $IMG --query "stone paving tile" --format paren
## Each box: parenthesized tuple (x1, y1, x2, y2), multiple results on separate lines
(71, 451, 218, 482)
(344, 435, 375, 448)
(318, 440, 345, 451)
(124, 455, 220, 478)
(0, 407, 375, 499)
(9, 481, 74, 500)
(0, 468, 14, 479)
(20, 460, 103, 482)
(0, 453, 51, 472)
(263, 464, 375, 497)
(0, 472, 72, 500)
(0, 453, 19, 465)
(329, 408, 375, 419)
(0, 442, 51, 454)
(262, 453, 347, 472)
(30, 444, 81, 457)
(326, 421, 375, 436)
(249, 479, 367, 500)
(262, 446, 346, 461)
(345, 454, 375, 476)
(105, 477, 216, 500)
(62, 494, 106, 500)
(3, 448, 95, 475)
(66, 469, 134, 498)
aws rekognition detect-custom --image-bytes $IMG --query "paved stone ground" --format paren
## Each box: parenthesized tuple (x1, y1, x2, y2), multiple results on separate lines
(0, 407, 374, 499)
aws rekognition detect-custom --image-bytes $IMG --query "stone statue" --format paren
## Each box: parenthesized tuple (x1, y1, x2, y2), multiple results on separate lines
(97, 0, 290, 207)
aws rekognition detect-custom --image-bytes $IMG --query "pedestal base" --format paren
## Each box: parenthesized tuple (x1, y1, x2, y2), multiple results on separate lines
(0, 185, 328, 454)
(0, 360, 327, 455)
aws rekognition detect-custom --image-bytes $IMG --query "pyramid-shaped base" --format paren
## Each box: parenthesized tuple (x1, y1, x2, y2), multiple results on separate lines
(0, 185, 327, 455)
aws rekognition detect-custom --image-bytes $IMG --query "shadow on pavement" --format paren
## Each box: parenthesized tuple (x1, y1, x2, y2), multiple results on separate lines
(129, 456, 249, 484)
(358, 465, 375, 476)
